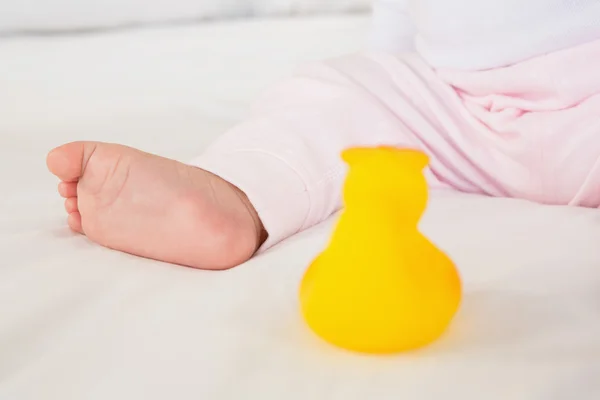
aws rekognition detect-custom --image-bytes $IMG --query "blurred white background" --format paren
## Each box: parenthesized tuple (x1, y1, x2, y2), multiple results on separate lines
(0, 0, 370, 163)
(0, 0, 370, 34)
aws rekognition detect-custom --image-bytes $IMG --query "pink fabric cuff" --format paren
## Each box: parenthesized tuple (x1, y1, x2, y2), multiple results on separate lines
(190, 150, 310, 252)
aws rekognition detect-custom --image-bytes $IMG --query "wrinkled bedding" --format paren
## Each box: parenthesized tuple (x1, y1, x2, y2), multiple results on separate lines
(1, 16, 599, 400)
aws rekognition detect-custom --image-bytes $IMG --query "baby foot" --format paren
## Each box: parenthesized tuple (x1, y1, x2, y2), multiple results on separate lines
(46, 141, 265, 270)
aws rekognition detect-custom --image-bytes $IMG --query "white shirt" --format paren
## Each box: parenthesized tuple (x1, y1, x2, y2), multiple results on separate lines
(369, 0, 600, 70)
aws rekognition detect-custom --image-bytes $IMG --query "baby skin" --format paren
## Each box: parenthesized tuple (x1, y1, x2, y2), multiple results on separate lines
(46, 142, 266, 270)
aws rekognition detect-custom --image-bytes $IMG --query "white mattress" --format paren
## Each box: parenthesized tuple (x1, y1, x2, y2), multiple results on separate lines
(1, 16, 599, 400)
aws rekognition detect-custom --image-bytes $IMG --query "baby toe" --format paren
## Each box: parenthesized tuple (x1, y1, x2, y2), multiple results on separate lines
(58, 182, 78, 198)
(67, 212, 83, 234)
(47, 141, 98, 182)
(64, 197, 79, 213)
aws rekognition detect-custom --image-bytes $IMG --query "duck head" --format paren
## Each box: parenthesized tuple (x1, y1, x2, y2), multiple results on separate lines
(341, 146, 429, 225)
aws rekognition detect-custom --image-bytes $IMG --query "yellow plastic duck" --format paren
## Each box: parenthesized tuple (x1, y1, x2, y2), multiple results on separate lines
(299, 146, 461, 354)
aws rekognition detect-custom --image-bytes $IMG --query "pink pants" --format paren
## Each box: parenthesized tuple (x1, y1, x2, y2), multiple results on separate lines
(193, 38, 600, 250)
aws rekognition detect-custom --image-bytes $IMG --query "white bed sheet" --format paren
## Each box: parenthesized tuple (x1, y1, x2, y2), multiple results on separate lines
(1, 16, 599, 400)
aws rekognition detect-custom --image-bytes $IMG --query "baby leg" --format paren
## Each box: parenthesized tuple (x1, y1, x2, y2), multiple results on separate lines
(48, 52, 467, 269)
(192, 52, 487, 249)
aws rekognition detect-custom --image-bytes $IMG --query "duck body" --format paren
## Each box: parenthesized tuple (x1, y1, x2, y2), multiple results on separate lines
(299, 147, 461, 353)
